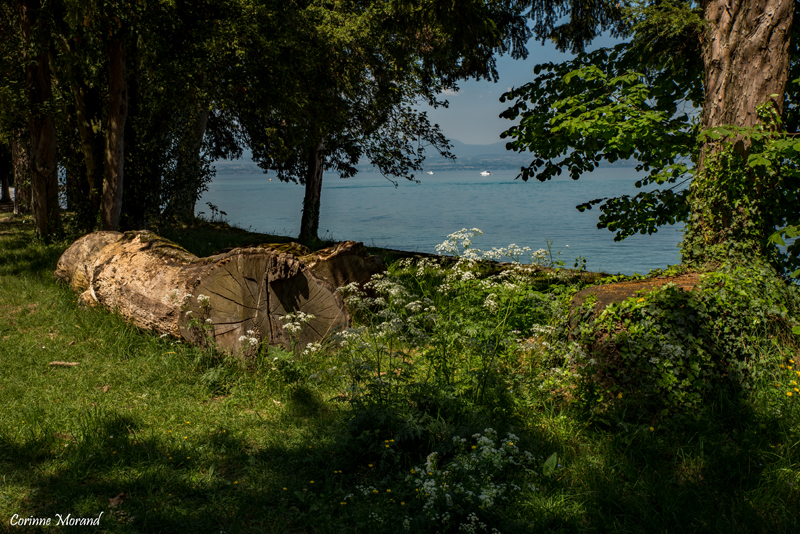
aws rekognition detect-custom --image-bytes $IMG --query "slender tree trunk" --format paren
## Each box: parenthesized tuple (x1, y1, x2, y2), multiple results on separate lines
(166, 105, 210, 222)
(0, 175, 9, 204)
(71, 82, 105, 218)
(683, 0, 794, 265)
(299, 141, 325, 244)
(121, 36, 147, 230)
(11, 133, 31, 215)
(0, 144, 11, 204)
(185, 108, 209, 219)
(172, 106, 209, 221)
(101, 38, 127, 231)
(20, 0, 60, 239)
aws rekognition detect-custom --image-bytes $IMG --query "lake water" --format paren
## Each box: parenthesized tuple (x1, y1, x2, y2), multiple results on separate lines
(199, 167, 684, 275)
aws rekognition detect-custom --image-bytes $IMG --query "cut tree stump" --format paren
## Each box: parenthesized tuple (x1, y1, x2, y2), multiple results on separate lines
(570, 273, 703, 316)
(568, 273, 703, 334)
(56, 231, 386, 354)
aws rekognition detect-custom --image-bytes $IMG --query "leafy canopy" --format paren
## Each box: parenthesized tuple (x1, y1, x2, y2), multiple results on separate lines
(501, 1, 800, 272)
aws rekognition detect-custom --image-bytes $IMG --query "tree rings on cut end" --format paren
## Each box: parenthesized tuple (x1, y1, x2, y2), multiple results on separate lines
(179, 248, 349, 354)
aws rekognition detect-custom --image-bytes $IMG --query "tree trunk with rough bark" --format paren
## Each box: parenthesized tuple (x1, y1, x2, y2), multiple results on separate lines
(682, 0, 794, 265)
(56, 232, 386, 355)
(700, 0, 793, 131)
(299, 141, 325, 244)
(101, 38, 127, 231)
(20, 0, 60, 239)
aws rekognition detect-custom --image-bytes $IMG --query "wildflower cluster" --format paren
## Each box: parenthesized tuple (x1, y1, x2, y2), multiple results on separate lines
(280, 311, 317, 355)
(180, 293, 215, 348)
(280, 311, 316, 335)
(434, 228, 484, 259)
(197, 294, 211, 308)
(331, 230, 569, 417)
(434, 228, 566, 269)
(162, 289, 193, 306)
(403, 429, 538, 531)
(779, 357, 800, 399)
(237, 329, 259, 347)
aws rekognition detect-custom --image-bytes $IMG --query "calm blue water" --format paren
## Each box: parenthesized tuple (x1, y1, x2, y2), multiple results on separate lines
(198, 168, 684, 275)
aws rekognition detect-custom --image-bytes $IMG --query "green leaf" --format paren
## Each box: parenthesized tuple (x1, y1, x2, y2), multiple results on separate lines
(768, 230, 786, 246)
(543, 452, 558, 477)
(792, 326, 800, 336)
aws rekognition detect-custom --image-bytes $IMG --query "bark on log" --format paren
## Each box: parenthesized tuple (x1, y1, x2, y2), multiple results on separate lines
(56, 232, 386, 354)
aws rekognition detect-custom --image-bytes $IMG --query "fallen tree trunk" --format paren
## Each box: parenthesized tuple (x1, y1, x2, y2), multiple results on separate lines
(56, 231, 385, 354)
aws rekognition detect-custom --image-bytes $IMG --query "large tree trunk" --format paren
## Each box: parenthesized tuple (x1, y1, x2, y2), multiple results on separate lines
(11, 132, 31, 215)
(101, 38, 127, 231)
(299, 141, 325, 244)
(20, 0, 60, 239)
(701, 0, 793, 130)
(683, 0, 794, 265)
(56, 232, 386, 355)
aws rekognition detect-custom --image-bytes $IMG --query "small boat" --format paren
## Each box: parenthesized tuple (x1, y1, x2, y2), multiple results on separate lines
(480, 170, 492, 176)
(427, 171, 434, 175)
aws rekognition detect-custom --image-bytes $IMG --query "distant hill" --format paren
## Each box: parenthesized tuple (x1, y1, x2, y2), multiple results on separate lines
(212, 140, 636, 175)
(419, 139, 637, 171)
(417, 139, 532, 171)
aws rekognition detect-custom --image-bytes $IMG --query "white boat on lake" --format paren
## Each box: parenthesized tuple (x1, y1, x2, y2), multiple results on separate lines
(427, 171, 434, 175)
(480, 170, 492, 176)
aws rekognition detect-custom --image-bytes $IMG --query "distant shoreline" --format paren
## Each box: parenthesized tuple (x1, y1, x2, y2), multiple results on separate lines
(212, 161, 640, 175)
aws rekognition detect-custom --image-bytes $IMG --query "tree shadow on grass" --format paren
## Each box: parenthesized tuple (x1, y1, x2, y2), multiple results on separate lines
(0, 408, 360, 533)
(1, 382, 798, 533)
(539, 387, 800, 534)
(0, 218, 67, 277)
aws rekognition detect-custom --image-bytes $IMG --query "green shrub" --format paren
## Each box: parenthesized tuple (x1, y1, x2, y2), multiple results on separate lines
(332, 229, 576, 462)
(572, 260, 800, 414)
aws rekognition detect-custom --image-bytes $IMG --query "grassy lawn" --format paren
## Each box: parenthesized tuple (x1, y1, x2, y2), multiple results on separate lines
(0, 211, 798, 533)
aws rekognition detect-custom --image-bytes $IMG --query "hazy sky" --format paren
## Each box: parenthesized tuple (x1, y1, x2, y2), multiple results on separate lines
(420, 34, 620, 145)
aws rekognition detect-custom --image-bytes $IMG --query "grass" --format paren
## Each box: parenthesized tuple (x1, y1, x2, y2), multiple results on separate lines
(0, 212, 798, 533)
